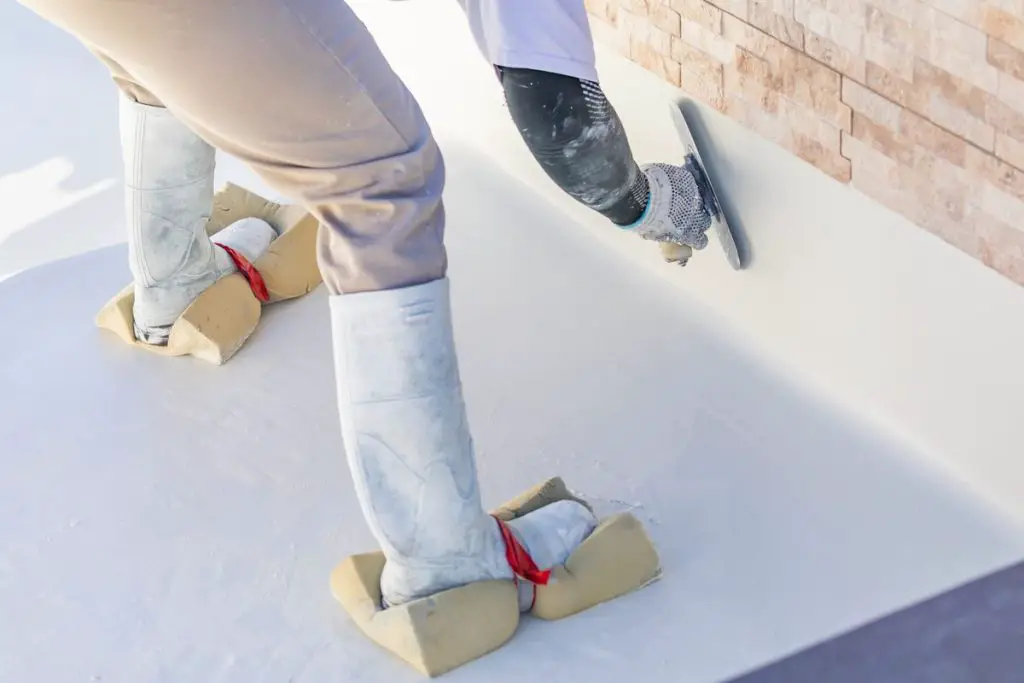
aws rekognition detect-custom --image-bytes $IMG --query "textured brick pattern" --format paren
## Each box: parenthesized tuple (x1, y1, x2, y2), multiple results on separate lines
(586, 0, 1024, 286)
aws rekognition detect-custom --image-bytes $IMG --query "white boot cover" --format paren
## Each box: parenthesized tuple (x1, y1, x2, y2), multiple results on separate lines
(329, 277, 596, 608)
(119, 96, 276, 344)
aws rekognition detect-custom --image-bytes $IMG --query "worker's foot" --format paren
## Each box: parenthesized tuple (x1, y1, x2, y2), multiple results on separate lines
(330, 277, 598, 611)
(132, 217, 277, 345)
(120, 94, 278, 345)
(381, 498, 597, 609)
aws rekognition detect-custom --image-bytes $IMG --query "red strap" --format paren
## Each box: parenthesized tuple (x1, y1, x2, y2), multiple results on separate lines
(217, 244, 270, 303)
(493, 516, 551, 587)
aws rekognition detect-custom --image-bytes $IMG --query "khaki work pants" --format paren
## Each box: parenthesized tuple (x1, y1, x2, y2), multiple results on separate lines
(17, 0, 448, 295)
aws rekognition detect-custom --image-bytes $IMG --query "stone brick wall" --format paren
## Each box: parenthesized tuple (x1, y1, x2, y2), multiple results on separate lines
(586, 0, 1024, 285)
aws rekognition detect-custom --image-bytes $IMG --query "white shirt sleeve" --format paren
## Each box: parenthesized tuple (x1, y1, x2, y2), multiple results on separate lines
(457, 0, 599, 82)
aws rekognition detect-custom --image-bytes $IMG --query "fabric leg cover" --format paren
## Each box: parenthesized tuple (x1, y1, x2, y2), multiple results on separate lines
(95, 183, 322, 364)
(330, 476, 662, 677)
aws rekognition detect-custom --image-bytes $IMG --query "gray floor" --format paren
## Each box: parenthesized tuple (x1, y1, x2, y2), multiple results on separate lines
(729, 560, 1024, 683)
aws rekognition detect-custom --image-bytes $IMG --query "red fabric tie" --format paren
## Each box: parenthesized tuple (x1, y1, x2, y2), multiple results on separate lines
(492, 516, 551, 586)
(218, 244, 270, 303)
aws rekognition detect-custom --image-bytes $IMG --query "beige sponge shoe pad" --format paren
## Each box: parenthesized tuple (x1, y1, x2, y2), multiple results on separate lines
(95, 183, 323, 365)
(330, 477, 662, 677)
(491, 475, 593, 521)
(532, 512, 662, 620)
(329, 554, 520, 678)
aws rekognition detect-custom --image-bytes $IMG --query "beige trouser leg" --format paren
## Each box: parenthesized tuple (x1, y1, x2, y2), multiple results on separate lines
(88, 50, 162, 108)
(19, 0, 447, 296)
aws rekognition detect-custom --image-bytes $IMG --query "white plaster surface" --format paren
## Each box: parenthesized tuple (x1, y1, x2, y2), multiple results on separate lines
(3, 1, 1024, 682)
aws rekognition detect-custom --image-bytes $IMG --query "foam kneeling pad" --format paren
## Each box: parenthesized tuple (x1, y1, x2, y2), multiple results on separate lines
(330, 477, 661, 677)
(95, 183, 323, 365)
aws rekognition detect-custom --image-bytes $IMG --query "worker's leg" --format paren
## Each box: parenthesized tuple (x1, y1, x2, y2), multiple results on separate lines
(26, 0, 447, 296)
(88, 50, 279, 344)
(17, 0, 593, 607)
